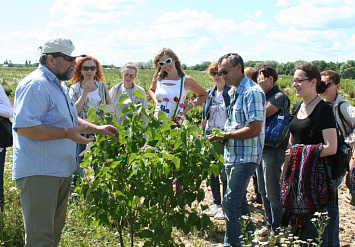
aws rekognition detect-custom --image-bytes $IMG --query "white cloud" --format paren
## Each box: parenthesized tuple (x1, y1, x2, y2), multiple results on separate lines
(276, 0, 355, 29)
(246, 9, 262, 18)
(247, 26, 353, 62)
(47, 0, 144, 27)
(276, 0, 299, 7)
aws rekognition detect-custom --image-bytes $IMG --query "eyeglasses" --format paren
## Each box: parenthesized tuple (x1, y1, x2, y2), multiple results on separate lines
(219, 66, 234, 75)
(158, 58, 173, 66)
(211, 72, 222, 76)
(82, 66, 96, 71)
(124, 74, 135, 78)
(291, 78, 309, 84)
(56, 53, 76, 62)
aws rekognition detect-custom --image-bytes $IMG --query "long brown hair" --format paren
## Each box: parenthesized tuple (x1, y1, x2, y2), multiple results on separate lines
(70, 55, 105, 84)
(152, 48, 185, 80)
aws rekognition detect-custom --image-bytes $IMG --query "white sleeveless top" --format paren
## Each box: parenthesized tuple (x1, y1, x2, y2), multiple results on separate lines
(154, 76, 188, 121)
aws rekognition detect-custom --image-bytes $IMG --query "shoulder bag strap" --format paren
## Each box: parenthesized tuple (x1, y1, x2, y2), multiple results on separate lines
(281, 92, 289, 112)
(337, 101, 352, 131)
(172, 77, 184, 120)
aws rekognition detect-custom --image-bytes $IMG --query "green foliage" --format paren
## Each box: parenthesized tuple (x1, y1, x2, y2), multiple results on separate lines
(77, 92, 223, 246)
(0, 149, 25, 246)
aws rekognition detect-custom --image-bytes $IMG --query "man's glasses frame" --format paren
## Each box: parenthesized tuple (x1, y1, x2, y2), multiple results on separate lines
(219, 65, 235, 75)
(158, 58, 173, 66)
(49, 52, 77, 62)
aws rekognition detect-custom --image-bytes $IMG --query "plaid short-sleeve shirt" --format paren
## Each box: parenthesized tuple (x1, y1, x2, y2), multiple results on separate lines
(224, 76, 266, 165)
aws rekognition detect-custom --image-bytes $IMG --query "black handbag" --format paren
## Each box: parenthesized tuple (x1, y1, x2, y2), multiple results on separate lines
(0, 117, 13, 148)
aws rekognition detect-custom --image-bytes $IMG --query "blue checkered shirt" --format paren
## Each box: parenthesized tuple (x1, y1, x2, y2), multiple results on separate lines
(224, 76, 266, 165)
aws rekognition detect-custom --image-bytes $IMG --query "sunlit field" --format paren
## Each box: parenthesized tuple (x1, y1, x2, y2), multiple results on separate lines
(0, 66, 354, 246)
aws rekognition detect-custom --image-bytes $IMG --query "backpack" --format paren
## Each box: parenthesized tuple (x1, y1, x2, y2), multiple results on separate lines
(264, 93, 291, 148)
(293, 101, 351, 179)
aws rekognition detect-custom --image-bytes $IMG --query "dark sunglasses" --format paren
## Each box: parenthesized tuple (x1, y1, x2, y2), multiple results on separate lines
(55, 53, 76, 62)
(219, 66, 234, 75)
(211, 72, 222, 76)
(124, 73, 135, 78)
(82, 66, 97, 71)
(158, 58, 172, 66)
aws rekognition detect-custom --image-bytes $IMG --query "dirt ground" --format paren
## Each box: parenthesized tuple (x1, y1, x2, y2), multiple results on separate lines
(197, 177, 355, 246)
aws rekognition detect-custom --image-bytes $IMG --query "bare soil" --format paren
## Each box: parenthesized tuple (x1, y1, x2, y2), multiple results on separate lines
(193, 177, 355, 246)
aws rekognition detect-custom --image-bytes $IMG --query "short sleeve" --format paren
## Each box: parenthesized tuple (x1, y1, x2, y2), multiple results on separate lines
(14, 81, 50, 128)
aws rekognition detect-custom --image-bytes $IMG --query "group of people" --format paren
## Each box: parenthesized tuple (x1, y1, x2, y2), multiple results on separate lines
(202, 57, 355, 247)
(0, 36, 353, 247)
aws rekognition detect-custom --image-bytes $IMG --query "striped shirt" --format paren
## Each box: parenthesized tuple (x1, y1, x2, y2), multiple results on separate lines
(224, 75, 266, 165)
(12, 64, 78, 180)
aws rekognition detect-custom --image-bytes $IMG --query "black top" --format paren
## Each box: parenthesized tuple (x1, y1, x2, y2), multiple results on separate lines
(290, 100, 336, 146)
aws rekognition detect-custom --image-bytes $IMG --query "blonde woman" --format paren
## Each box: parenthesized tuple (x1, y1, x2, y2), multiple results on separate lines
(148, 48, 208, 123)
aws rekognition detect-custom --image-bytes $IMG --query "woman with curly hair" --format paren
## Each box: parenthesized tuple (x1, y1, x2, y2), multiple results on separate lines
(69, 55, 111, 120)
(68, 55, 111, 191)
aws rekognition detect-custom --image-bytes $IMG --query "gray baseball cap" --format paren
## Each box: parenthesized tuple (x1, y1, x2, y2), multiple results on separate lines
(40, 37, 85, 57)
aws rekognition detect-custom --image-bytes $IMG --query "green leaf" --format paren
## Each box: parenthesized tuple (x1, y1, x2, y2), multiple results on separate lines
(128, 153, 137, 165)
(119, 105, 132, 118)
(172, 157, 180, 169)
(133, 89, 146, 99)
(189, 125, 203, 134)
(88, 107, 98, 122)
(118, 94, 129, 107)
(181, 131, 187, 147)
(157, 110, 169, 123)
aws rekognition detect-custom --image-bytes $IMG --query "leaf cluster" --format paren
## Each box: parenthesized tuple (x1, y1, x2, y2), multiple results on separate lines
(77, 91, 224, 246)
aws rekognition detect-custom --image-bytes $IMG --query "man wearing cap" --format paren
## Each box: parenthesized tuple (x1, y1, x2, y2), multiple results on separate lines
(12, 37, 118, 246)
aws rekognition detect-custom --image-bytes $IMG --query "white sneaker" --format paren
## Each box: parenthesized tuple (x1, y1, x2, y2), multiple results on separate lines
(205, 204, 219, 217)
(256, 226, 271, 237)
(214, 206, 224, 219)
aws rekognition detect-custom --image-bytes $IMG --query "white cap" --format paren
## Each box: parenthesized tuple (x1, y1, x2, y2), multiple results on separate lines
(40, 37, 85, 57)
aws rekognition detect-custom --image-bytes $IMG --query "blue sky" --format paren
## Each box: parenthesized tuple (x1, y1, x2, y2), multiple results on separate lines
(1, 0, 354, 66)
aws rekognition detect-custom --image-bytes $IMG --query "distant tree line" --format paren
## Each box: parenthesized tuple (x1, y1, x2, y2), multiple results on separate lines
(176, 59, 355, 79)
(3, 58, 355, 79)
(243, 60, 355, 79)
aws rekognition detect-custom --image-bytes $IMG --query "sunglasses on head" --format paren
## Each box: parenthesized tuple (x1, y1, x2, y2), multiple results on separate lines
(82, 66, 96, 71)
(124, 73, 135, 78)
(158, 58, 172, 66)
(211, 71, 222, 76)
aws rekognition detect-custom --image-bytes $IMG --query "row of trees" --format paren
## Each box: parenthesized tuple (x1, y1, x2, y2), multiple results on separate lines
(188, 60, 355, 79)
(3, 59, 34, 68)
(3, 58, 355, 79)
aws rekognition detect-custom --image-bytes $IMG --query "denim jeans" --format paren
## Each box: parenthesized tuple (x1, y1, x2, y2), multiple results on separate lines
(0, 148, 5, 208)
(71, 143, 87, 190)
(205, 129, 227, 206)
(327, 172, 345, 247)
(299, 207, 329, 247)
(256, 148, 284, 232)
(223, 162, 257, 247)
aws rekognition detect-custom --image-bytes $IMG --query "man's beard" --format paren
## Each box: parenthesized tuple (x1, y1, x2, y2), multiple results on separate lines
(56, 66, 75, 81)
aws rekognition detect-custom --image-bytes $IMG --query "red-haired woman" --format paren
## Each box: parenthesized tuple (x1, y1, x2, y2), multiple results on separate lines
(69, 55, 111, 190)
